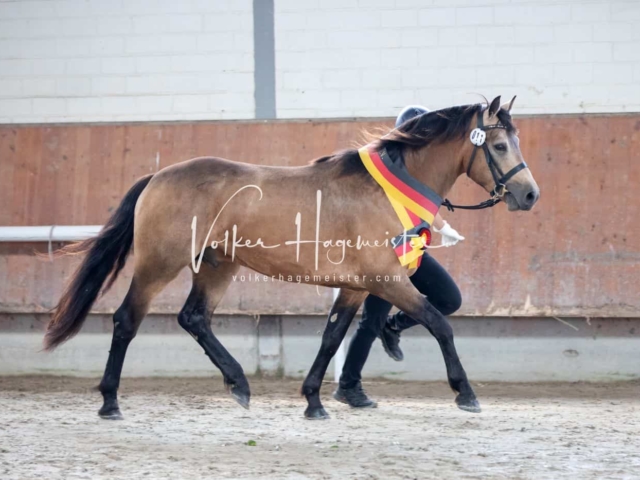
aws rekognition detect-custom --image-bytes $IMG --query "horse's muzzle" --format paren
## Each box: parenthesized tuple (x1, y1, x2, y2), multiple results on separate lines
(505, 185, 539, 211)
(522, 187, 540, 210)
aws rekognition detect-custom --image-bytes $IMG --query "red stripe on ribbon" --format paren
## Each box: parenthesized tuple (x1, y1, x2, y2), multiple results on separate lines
(368, 148, 439, 217)
(406, 208, 421, 225)
(394, 240, 413, 257)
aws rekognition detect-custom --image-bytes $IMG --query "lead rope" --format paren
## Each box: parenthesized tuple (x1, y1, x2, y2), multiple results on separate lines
(441, 197, 500, 212)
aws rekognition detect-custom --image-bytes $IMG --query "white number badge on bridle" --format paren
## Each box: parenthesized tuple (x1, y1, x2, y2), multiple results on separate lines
(469, 128, 486, 146)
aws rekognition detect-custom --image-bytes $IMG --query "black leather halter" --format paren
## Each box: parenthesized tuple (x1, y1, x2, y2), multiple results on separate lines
(442, 110, 529, 212)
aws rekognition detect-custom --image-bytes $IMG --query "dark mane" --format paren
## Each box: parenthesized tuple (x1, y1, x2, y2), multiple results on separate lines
(311, 148, 365, 176)
(312, 155, 334, 164)
(370, 103, 515, 153)
(311, 102, 516, 174)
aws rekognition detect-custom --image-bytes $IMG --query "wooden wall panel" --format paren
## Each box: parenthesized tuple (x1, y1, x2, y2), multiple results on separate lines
(0, 115, 638, 317)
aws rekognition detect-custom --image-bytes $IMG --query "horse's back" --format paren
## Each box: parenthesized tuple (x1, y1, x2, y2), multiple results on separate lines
(153, 156, 260, 184)
(131, 156, 301, 261)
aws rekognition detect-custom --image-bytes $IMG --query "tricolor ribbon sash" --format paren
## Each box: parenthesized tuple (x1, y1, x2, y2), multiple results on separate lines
(358, 146, 443, 268)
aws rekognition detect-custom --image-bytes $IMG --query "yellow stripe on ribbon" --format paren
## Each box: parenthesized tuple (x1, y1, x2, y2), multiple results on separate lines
(388, 196, 414, 230)
(388, 197, 422, 268)
(398, 247, 424, 268)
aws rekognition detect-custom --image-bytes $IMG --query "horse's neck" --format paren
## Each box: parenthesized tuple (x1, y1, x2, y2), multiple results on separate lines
(403, 141, 466, 198)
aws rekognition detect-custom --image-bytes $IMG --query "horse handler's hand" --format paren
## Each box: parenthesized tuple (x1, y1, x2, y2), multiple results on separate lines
(433, 221, 465, 247)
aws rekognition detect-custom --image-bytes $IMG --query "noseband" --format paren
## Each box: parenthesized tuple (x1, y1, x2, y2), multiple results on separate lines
(442, 110, 529, 211)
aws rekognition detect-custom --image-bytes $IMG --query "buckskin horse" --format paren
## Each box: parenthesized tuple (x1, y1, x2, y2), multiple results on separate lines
(44, 96, 539, 420)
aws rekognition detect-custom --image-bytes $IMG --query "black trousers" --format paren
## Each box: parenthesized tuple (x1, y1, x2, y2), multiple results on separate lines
(339, 253, 462, 389)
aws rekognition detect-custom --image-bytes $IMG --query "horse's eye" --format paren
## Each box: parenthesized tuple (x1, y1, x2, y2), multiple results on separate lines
(494, 143, 507, 152)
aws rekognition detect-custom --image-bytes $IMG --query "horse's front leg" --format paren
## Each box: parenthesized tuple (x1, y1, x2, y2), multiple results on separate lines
(301, 288, 367, 419)
(374, 279, 480, 413)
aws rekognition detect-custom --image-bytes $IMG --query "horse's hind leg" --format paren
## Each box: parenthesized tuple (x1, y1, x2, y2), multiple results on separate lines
(178, 259, 250, 408)
(98, 262, 183, 420)
(302, 288, 367, 419)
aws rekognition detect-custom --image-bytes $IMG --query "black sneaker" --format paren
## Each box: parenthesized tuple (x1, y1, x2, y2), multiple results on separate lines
(333, 382, 377, 408)
(380, 324, 404, 361)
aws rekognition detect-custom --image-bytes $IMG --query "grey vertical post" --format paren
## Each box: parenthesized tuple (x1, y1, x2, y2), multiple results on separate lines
(257, 316, 283, 376)
(253, 0, 276, 119)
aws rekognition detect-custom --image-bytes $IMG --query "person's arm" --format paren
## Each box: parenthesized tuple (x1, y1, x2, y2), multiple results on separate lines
(432, 213, 465, 247)
(433, 212, 446, 230)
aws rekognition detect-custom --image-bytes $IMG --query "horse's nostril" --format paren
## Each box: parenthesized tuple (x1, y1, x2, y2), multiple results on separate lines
(526, 191, 536, 204)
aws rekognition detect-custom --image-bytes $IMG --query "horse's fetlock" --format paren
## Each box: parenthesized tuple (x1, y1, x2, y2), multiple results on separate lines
(301, 384, 317, 397)
(99, 381, 117, 397)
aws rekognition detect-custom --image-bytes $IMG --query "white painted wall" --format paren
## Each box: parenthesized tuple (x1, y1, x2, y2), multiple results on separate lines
(1, 0, 639, 123)
(3, 315, 639, 382)
(275, 0, 640, 118)
(0, 0, 254, 123)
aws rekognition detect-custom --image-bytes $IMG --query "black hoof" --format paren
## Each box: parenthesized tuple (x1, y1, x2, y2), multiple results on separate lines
(304, 406, 330, 420)
(98, 408, 124, 420)
(229, 383, 251, 410)
(456, 395, 481, 413)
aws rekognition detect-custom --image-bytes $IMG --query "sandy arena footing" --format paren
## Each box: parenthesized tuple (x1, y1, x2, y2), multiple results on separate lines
(0, 376, 639, 479)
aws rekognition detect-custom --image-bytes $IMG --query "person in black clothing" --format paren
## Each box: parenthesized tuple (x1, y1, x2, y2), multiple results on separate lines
(333, 105, 466, 408)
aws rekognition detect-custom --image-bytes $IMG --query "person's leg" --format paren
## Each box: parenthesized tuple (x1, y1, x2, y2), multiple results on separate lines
(335, 294, 393, 407)
(392, 254, 461, 328)
(381, 254, 461, 360)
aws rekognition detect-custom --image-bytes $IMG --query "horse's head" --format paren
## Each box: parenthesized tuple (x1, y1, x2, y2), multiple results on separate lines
(465, 96, 540, 211)
(373, 98, 539, 211)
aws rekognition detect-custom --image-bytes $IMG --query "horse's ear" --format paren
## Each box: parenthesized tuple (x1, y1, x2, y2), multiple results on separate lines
(501, 95, 516, 113)
(488, 95, 501, 118)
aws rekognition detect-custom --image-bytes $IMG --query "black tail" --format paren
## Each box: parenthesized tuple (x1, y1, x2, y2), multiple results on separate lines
(44, 174, 154, 351)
